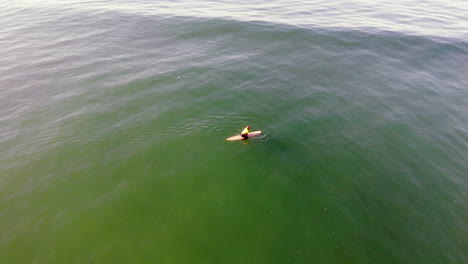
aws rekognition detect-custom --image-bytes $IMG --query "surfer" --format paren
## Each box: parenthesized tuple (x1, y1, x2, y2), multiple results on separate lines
(240, 125, 250, 140)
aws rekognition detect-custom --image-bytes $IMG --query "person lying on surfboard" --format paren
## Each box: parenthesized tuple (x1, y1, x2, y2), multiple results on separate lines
(241, 125, 250, 140)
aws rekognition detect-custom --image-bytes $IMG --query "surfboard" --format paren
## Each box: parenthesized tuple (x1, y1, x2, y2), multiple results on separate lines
(226, 131, 262, 141)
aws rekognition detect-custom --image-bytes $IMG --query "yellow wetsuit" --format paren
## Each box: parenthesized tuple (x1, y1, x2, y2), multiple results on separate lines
(241, 127, 250, 139)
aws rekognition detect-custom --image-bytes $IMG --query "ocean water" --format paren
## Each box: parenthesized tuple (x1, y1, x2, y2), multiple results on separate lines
(1, 1, 467, 263)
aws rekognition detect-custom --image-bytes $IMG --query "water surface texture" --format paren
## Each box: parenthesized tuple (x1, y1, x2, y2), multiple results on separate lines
(1, 1, 467, 263)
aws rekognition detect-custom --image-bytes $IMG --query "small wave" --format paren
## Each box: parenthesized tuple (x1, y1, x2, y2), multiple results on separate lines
(5, 0, 468, 39)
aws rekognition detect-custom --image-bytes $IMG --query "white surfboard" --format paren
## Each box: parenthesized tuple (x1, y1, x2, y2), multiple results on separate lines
(226, 131, 262, 141)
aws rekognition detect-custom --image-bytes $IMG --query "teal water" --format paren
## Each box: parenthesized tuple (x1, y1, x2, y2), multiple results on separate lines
(1, 1, 467, 263)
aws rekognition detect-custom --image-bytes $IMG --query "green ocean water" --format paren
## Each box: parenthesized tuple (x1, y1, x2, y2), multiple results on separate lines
(1, 1, 467, 263)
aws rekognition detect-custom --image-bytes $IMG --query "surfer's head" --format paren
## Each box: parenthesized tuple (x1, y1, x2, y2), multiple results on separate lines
(247, 126, 250, 129)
